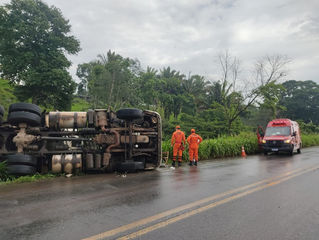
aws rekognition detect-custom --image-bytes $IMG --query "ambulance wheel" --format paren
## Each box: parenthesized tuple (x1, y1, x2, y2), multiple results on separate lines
(297, 145, 301, 154)
(289, 149, 294, 156)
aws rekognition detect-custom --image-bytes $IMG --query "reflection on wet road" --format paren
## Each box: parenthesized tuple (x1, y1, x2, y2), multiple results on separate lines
(1, 147, 319, 240)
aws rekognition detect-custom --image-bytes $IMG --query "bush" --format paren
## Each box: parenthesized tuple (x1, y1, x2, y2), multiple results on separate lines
(298, 121, 319, 134)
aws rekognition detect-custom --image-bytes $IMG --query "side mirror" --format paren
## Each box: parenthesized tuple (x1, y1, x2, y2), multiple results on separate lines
(292, 131, 296, 137)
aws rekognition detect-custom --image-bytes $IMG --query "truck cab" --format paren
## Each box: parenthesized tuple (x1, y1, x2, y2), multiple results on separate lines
(259, 119, 302, 156)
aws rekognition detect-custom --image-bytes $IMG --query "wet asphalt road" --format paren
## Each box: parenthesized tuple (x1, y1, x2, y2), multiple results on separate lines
(1, 147, 319, 240)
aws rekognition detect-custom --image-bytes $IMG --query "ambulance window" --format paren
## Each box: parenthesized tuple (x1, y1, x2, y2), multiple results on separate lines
(265, 126, 291, 136)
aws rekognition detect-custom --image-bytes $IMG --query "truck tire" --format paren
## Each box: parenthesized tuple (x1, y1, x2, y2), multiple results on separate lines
(0, 105, 4, 116)
(0, 115, 2, 125)
(6, 154, 37, 167)
(116, 108, 143, 120)
(9, 103, 41, 116)
(7, 165, 36, 176)
(118, 161, 144, 172)
(8, 111, 41, 127)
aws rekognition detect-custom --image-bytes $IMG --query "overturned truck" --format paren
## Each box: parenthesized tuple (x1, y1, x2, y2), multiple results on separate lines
(0, 103, 162, 175)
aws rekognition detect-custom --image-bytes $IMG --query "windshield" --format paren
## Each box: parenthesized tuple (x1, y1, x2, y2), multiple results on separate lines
(265, 126, 291, 136)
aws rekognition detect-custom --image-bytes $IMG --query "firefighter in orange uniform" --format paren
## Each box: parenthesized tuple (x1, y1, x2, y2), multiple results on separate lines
(187, 129, 203, 166)
(171, 125, 186, 167)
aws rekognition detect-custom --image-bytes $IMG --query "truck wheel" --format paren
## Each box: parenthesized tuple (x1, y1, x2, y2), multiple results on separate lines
(6, 154, 38, 167)
(116, 108, 143, 120)
(263, 151, 268, 155)
(7, 165, 36, 176)
(8, 111, 41, 127)
(9, 103, 41, 116)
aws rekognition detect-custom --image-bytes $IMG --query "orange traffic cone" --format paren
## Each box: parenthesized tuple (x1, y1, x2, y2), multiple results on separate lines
(241, 146, 247, 158)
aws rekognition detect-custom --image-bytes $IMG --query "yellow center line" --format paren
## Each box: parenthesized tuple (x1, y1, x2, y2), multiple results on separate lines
(117, 165, 319, 240)
(82, 165, 317, 240)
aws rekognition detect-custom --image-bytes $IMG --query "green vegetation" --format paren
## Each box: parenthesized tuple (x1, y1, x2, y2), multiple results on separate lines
(301, 135, 319, 148)
(0, 78, 18, 117)
(0, 1, 318, 139)
(0, 161, 9, 181)
(0, 170, 58, 184)
(0, 0, 80, 110)
(0, 0, 319, 181)
(163, 133, 319, 161)
(71, 97, 91, 111)
(163, 132, 259, 161)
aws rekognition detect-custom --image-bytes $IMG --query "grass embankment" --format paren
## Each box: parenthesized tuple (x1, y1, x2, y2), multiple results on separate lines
(163, 133, 319, 161)
(163, 132, 259, 161)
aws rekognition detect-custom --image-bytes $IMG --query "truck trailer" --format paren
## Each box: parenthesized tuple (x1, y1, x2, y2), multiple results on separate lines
(0, 103, 162, 175)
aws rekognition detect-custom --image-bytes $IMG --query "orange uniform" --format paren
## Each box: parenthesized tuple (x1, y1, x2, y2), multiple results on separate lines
(171, 127, 186, 163)
(187, 130, 202, 162)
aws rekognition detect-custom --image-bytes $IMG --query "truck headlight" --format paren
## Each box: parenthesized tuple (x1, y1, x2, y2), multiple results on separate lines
(262, 140, 266, 144)
(284, 139, 291, 143)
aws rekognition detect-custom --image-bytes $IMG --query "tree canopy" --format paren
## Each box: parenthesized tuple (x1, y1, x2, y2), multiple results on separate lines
(0, 0, 80, 110)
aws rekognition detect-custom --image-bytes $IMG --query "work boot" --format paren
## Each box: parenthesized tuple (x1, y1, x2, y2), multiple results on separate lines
(188, 161, 193, 166)
(172, 161, 176, 167)
(194, 161, 197, 166)
(178, 162, 182, 167)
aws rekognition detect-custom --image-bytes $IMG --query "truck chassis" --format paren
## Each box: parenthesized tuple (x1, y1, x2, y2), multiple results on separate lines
(0, 103, 162, 175)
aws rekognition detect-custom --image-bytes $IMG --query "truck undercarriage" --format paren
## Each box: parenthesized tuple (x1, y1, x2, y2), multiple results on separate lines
(0, 103, 162, 175)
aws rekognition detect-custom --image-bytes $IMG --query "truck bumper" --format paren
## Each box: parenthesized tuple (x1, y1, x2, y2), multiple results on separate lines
(263, 144, 293, 153)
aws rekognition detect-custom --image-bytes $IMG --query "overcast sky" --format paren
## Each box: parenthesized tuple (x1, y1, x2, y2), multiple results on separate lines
(3, 0, 319, 83)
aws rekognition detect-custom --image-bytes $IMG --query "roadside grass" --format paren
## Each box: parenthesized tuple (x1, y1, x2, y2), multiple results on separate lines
(163, 133, 319, 161)
(0, 161, 60, 185)
(301, 134, 319, 147)
(0, 173, 57, 185)
(163, 132, 259, 161)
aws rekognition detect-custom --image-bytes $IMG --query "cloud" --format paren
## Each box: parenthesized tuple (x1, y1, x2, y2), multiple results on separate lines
(2, 0, 319, 83)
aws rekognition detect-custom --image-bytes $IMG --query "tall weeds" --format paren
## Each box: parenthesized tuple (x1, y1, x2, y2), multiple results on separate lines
(163, 132, 259, 161)
(163, 133, 319, 161)
(301, 134, 319, 147)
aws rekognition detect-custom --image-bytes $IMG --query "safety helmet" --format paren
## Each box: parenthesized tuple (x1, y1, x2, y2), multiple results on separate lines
(191, 129, 195, 133)
(176, 125, 181, 129)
